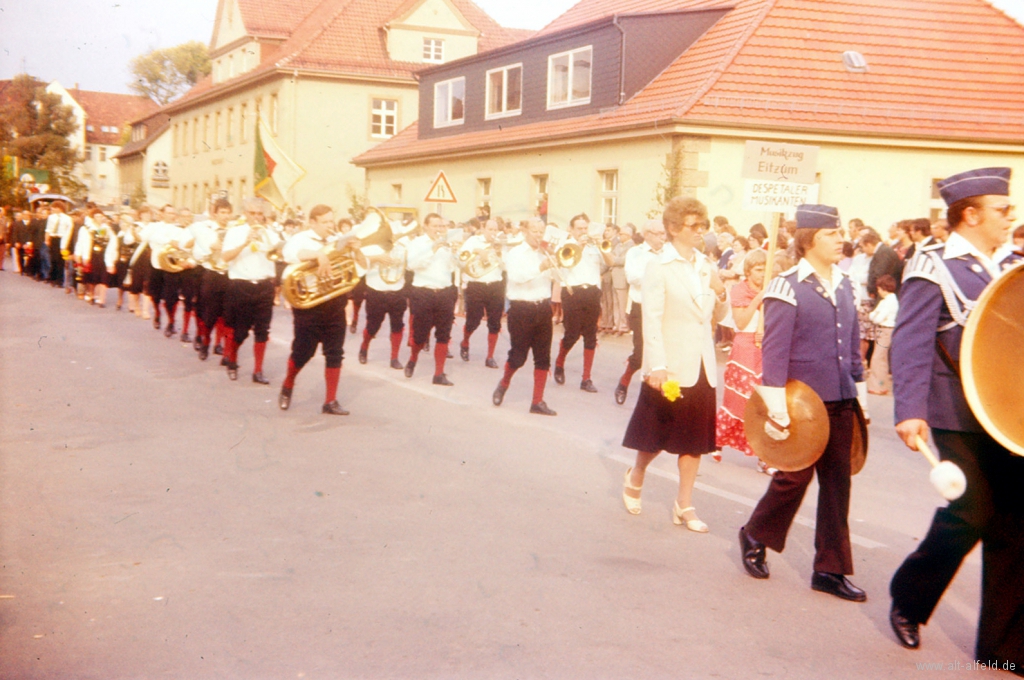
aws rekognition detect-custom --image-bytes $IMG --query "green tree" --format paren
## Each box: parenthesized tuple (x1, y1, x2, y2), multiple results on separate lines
(648, 145, 685, 218)
(129, 41, 212, 105)
(0, 74, 84, 201)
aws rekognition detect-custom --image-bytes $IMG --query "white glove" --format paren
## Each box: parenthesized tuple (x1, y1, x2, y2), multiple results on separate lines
(757, 385, 790, 440)
(857, 382, 870, 422)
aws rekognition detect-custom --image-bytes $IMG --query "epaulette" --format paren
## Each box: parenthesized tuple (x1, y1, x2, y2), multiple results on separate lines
(902, 249, 940, 284)
(764, 274, 797, 306)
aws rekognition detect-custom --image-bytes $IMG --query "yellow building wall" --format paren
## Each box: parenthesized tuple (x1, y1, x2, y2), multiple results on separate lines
(363, 136, 673, 227)
(212, 0, 248, 51)
(387, 0, 479, 64)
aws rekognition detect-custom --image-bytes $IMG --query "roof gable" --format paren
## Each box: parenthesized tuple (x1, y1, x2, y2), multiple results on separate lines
(210, 0, 250, 50)
(388, 0, 476, 33)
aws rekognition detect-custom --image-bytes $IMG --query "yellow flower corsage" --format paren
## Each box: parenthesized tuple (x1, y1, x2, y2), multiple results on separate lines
(662, 380, 681, 402)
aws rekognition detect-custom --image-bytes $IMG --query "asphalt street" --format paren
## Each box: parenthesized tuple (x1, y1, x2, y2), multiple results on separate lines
(0, 270, 998, 679)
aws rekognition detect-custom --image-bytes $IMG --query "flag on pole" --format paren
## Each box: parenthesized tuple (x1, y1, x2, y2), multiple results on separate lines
(254, 119, 305, 209)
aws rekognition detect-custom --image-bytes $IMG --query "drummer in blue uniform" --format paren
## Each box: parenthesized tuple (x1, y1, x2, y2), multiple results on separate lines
(738, 204, 871, 601)
(888, 167, 1024, 675)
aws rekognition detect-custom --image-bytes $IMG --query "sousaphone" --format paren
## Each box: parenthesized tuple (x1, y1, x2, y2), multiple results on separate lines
(960, 260, 1024, 456)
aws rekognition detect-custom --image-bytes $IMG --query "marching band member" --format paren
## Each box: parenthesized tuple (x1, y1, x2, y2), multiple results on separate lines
(553, 214, 613, 393)
(126, 206, 155, 319)
(888, 167, 1024, 670)
(144, 205, 189, 335)
(279, 205, 360, 415)
(191, 199, 234, 361)
(220, 198, 281, 383)
(358, 234, 408, 369)
(176, 208, 202, 344)
(404, 213, 458, 386)
(46, 201, 73, 290)
(614, 219, 667, 405)
(620, 198, 728, 529)
(72, 211, 109, 305)
(457, 218, 505, 368)
(491, 217, 557, 415)
(738, 204, 870, 602)
(106, 214, 132, 310)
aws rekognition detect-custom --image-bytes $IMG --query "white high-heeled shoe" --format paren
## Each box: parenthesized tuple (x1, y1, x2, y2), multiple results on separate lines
(673, 503, 709, 533)
(622, 468, 642, 515)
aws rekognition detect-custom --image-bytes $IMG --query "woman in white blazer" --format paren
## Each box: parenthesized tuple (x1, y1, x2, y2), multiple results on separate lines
(621, 197, 728, 531)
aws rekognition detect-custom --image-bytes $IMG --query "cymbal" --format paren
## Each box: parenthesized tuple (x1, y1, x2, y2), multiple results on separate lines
(851, 401, 868, 475)
(744, 380, 830, 472)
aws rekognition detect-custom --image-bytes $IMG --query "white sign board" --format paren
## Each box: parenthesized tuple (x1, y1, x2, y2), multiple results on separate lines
(742, 141, 819, 184)
(742, 180, 820, 213)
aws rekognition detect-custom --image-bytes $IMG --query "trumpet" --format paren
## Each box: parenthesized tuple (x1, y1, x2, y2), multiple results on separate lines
(540, 241, 579, 296)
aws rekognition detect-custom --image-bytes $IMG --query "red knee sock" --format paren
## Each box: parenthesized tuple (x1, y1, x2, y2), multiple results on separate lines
(390, 331, 403, 360)
(253, 341, 266, 373)
(461, 326, 471, 348)
(434, 342, 448, 377)
(360, 328, 371, 353)
(620, 365, 638, 387)
(409, 342, 423, 362)
(183, 310, 193, 334)
(500, 363, 517, 389)
(214, 319, 225, 347)
(196, 318, 208, 343)
(532, 369, 548, 405)
(324, 367, 341, 403)
(283, 358, 300, 389)
(555, 342, 569, 368)
(407, 315, 416, 346)
(487, 332, 498, 360)
(582, 348, 596, 381)
(226, 336, 238, 363)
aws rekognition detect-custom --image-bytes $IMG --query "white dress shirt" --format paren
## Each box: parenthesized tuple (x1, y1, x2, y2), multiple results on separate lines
(104, 230, 121, 269)
(868, 293, 899, 328)
(282, 229, 327, 265)
(624, 242, 660, 306)
(223, 223, 281, 281)
(406, 234, 455, 289)
(458, 234, 504, 284)
(560, 238, 602, 287)
(365, 242, 407, 292)
(146, 221, 188, 270)
(189, 220, 225, 270)
(505, 242, 553, 301)
(46, 212, 73, 244)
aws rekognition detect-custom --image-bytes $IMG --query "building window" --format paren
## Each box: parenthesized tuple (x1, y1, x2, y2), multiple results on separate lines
(85, 145, 93, 161)
(192, 117, 199, 154)
(86, 124, 95, 132)
(371, 99, 398, 138)
(215, 111, 222, 148)
(270, 94, 279, 135)
(423, 38, 444, 63)
(533, 174, 548, 218)
(240, 103, 248, 143)
(547, 46, 592, 109)
(600, 170, 618, 225)
(99, 147, 106, 162)
(240, 177, 247, 203)
(486, 64, 522, 119)
(392, 184, 402, 203)
(228, 54, 235, 78)
(434, 77, 465, 128)
(478, 177, 492, 213)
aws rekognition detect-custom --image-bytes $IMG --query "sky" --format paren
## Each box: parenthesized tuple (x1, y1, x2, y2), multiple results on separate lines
(1, 0, 1022, 95)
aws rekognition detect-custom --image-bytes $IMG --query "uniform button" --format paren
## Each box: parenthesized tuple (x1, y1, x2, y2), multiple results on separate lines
(839, 356, 843, 361)
(837, 323, 842, 328)
(838, 339, 843, 344)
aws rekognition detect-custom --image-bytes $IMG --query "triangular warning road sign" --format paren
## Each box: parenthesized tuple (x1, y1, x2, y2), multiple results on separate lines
(424, 171, 458, 203)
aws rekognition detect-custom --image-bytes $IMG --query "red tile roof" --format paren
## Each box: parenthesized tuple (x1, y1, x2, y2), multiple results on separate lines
(356, 0, 1024, 166)
(67, 89, 160, 145)
(236, 0, 325, 40)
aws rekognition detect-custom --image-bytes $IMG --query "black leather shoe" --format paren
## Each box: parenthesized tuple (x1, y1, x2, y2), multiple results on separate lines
(278, 387, 292, 411)
(460, 344, 470, 361)
(220, 357, 229, 367)
(404, 360, 416, 378)
(530, 401, 557, 416)
(358, 348, 367, 364)
(580, 379, 598, 393)
(252, 371, 270, 385)
(811, 572, 866, 602)
(485, 357, 499, 369)
(390, 359, 403, 370)
(889, 604, 920, 649)
(322, 400, 349, 416)
(193, 336, 202, 351)
(213, 345, 224, 356)
(492, 383, 507, 406)
(153, 318, 161, 330)
(163, 324, 176, 338)
(739, 527, 770, 579)
(614, 382, 628, 405)
(432, 373, 454, 386)
(227, 364, 238, 381)
(180, 331, 191, 344)
(553, 365, 565, 385)
(198, 344, 210, 361)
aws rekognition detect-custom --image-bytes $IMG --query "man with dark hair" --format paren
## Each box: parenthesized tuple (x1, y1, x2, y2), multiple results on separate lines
(405, 212, 458, 385)
(905, 218, 935, 258)
(860, 228, 903, 298)
(458, 218, 505, 368)
(191, 198, 234, 360)
(888, 168, 1023, 671)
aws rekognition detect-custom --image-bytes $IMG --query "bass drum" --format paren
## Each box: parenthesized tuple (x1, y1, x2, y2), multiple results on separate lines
(960, 261, 1024, 456)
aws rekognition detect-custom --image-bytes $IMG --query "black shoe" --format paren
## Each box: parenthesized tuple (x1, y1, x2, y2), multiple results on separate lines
(889, 604, 920, 649)
(811, 572, 866, 602)
(739, 527, 770, 579)
(580, 379, 598, 393)
(227, 363, 238, 381)
(530, 401, 557, 416)
(404, 360, 416, 378)
(493, 383, 507, 406)
(348, 323, 357, 335)
(163, 324, 176, 339)
(553, 365, 565, 385)
(193, 336, 203, 352)
(180, 331, 191, 344)
(460, 344, 470, 361)
(213, 345, 224, 356)
(252, 371, 270, 385)
(198, 344, 210, 361)
(432, 373, 454, 386)
(279, 387, 292, 411)
(485, 357, 498, 369)
(614, 382, 628, 405)
(322, 400, 349, 416)
(390, 359, 403, 370)
(358, 348, 367, 364)
(153, 318, 161, 330)
(220, 357, 229, 367)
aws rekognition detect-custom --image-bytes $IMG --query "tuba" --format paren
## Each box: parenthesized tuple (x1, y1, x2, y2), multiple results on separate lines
(156, 243, 196, 273)
(463, 246, 502, 279)
(959, 260, 1024, 456)
(281, 240, 360, 310)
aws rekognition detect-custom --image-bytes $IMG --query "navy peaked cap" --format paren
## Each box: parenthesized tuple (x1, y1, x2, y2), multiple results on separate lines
(937, 167, 1011, 206)
(795, 204, 840, 230)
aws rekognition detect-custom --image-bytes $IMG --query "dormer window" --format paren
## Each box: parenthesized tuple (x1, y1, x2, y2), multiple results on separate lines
(486, 64, 522, 119)
(548, 46, 592, 109)
(423, 38, 444, 64)
(434, 77, 465, 128)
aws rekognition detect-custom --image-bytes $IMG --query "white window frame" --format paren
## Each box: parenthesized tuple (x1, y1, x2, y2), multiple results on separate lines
(423, 38, 445, 64)
(485, 63, 523, 120)
(600, 170, 618, 226)
(547, 46, 593, 110)
(434, 77, 466, 129)
(371, 98, 398, 139)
